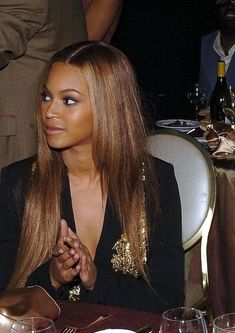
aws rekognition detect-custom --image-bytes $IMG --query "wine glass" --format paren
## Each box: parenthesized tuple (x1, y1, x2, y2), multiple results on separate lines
(213, 313, 235, 333)
(10, 317, 56, 333)
(223, 90, 235, 129)
(0, 312, 17, 333)
(160, 307, 208, 333)
(187, 84, 207, 121)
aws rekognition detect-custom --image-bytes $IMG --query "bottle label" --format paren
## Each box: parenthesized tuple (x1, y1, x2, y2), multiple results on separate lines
(217, 61, 225, 78)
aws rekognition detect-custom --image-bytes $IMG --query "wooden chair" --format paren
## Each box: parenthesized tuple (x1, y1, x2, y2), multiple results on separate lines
(148, 129, 216, 319)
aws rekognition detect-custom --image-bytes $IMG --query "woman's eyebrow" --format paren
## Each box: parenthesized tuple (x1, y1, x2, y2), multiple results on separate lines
(42, 84, 82, 95)
(60, 88, 82, 95)
(42, 84, 50, 93)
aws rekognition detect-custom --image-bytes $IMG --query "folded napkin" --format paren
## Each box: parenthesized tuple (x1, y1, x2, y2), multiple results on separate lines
(204, 126, 219, 147)
(0, 286, 60, 332)
(213, 136, 235, 158)
(200, 122, 235, 158)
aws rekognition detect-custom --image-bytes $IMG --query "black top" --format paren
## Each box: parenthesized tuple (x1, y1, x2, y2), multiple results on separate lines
(0, 156, 184, 313)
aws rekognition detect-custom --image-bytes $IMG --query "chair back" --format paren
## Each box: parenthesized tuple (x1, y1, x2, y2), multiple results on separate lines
(147, 128, 216, 306)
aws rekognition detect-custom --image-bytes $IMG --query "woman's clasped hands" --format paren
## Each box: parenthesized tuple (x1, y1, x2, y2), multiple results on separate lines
(49, 219, 97, 290)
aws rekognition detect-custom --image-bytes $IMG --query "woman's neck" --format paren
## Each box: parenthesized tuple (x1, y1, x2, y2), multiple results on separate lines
(62, 149, 100, 188)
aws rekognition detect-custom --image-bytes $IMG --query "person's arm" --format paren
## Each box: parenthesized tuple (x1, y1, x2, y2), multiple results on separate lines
(0, 168, 19, 291)
(0, 158, 36, 292)
(84, 0, 124, 41)
(82, 160, 184, 313)
(0, 0, 47, 69)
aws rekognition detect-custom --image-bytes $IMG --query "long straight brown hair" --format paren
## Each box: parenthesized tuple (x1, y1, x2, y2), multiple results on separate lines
(8, 41, 158, 289)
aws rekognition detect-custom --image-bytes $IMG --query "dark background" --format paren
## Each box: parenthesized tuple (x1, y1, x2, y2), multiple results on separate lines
(112, 0, 218, 127)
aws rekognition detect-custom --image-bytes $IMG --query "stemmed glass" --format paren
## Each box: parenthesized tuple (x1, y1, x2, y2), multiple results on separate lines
(0, 312, 17, 333)
(223, 90, 235, 129)
(160, 307, 208, 333)
(213, 313, 235, 333)
(187, 84, 207, 121)
(10, 317, 56, 333)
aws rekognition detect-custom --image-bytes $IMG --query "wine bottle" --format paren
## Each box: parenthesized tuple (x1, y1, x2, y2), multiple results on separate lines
(210, 61, 231, 122)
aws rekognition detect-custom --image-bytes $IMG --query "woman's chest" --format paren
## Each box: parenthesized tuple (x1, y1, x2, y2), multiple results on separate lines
(62, 184, 122, 267)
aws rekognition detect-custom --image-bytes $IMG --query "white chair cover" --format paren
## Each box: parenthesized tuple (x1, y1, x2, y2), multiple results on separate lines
(148, 128, 216, 307)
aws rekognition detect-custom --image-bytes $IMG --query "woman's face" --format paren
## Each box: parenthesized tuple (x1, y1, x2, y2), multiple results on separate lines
(40, 62, 93, 152)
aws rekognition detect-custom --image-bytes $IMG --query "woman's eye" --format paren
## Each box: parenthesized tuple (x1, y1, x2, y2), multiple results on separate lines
(63, 97, 77, 105)
(40, 93, 50, 102)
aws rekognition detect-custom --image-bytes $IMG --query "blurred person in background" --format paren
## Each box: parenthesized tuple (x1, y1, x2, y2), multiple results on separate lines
(82, 0, 124, 42)
(199, 0, 235, 103)
(0, 0, 87, 169)
(112, 0, 216, 128)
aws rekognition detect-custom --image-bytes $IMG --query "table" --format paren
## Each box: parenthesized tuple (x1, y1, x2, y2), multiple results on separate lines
(207, 159, 235, 317)
(55, 301, 161, 333)
(185, 154, 235, 317)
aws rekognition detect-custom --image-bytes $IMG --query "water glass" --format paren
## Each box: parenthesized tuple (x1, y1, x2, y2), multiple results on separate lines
(213, 313, 235, 333)
(223, 90, 235, 128)
(187, 83, 207, 120)
(160, 307, 207, 333)
(11, 317, 56, 332)
(0, 312, 16, 333)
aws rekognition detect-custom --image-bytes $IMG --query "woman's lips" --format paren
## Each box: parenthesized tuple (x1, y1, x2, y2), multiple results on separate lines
(44, 125, 64, 135)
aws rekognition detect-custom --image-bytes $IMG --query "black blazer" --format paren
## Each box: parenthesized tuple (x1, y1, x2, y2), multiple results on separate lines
(0, 156, 184, 313)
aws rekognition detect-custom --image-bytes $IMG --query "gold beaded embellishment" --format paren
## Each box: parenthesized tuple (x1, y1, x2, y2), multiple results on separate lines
(111, 162, 147, 277)
(68, 285, 81, 301)
(31, 162, 36, 174)
(31, 162, 37, 180)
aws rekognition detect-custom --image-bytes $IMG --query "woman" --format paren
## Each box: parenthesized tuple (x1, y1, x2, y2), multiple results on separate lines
(0, 41, 184, 313)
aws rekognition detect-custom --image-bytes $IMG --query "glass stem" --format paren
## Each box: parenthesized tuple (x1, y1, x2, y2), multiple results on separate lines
(195, 106, 199, 121)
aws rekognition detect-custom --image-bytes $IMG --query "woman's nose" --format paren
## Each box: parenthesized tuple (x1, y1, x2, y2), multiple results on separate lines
(44, 101, 59, 119)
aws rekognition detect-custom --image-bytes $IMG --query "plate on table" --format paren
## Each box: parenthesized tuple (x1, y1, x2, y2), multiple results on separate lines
(212, 152, 235, 160)
(95, 328, 135, 333)
(195, 136, 207, 143)
(155, 119, 199, 132)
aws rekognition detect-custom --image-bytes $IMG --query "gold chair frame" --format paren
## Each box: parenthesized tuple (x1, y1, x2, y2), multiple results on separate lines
(147, 128, 216, 309)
